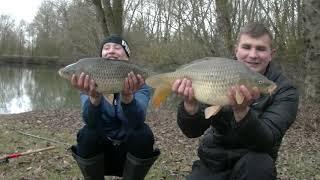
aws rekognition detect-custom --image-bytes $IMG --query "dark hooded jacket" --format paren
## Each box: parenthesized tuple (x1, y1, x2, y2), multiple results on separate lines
(177, 62, 299, 172)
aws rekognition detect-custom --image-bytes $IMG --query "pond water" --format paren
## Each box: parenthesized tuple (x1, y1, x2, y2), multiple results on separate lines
(0, 64, 80, 114)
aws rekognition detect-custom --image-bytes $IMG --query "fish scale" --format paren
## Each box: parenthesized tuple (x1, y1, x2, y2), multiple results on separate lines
(145, 57, 277, 118)
(58, 57, 150, 94)
(175, 65, 243, 105)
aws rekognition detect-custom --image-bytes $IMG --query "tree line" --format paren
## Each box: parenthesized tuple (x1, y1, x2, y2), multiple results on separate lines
(0, 0, 319, 104)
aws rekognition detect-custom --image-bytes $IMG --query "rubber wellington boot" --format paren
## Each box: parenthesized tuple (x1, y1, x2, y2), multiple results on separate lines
(122, 149, 160, 180)
(71, 146, 105, 180)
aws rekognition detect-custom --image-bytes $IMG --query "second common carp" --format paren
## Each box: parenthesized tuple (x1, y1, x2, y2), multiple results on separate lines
(145, 57, 277, 118)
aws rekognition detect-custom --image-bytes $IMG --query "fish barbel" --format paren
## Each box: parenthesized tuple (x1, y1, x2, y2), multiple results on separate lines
(58, 57, 151, 94)
(145, 57, 277, 118)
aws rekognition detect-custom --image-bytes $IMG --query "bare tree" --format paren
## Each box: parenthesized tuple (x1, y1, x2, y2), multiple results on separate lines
(215, 0, 233, 56)
(91, 0, 124, 35)
(303, 0, 320, 103)
(0, 15, 16, 55)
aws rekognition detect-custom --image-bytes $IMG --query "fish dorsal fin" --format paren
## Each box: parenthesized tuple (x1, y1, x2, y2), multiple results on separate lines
(77, 57, 147, 67)
(77, 57, 102, 64)
(204, 105, 221, 119)
(175, 57, 233, 71)
(78, 57, 130, 63)
(176, 57, 214, 71)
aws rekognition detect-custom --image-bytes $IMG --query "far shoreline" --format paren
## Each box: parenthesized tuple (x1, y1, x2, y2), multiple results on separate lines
(0, 55, 76, 66)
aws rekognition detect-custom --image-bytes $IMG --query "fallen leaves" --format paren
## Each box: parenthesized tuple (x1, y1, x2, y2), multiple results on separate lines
(0, 103, 319, 179)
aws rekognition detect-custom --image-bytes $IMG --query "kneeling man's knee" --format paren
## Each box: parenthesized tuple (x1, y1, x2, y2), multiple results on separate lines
(127, 124, 155, 158)
(230, 152, 276, 180)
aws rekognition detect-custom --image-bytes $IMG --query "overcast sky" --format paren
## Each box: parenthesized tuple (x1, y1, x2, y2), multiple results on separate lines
(0, 0, 43, 23)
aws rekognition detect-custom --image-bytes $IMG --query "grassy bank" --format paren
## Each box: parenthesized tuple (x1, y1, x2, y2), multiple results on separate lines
(0, 105, 319, 180)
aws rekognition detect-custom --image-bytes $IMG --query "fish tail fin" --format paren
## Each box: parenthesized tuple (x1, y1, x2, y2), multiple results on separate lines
(146, 73, 172, 108)
(152, 85, 172, 107)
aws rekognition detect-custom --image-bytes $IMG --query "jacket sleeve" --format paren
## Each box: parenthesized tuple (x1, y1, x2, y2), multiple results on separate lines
(80, 92, 108, 128)
(80, 92, 90, 124)
(121, 84, 151, 129)
(235, 85, 299, 151)
(177, 102, 211, 138)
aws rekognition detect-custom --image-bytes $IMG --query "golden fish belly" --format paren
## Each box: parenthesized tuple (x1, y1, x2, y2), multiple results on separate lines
(192, 80, 231, 106)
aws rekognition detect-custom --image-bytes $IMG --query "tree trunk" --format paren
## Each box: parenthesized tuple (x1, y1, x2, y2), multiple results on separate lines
(215, 0, 233, 57)
(91, 0, 123, 36)
(92, 0, 109, 37)
(303, 0, 320, 103)
(111, 0, 123, 34)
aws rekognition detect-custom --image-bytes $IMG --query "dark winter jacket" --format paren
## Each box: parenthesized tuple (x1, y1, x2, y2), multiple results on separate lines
(80, 84, 151, 141)
(177, 62, 299, 172)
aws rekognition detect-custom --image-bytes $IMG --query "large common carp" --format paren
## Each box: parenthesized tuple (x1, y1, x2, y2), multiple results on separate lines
(145, 57, 277, 119)
(58, 57, 150, 94)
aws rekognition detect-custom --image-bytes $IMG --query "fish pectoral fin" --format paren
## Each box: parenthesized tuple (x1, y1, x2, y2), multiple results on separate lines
(235, 89, 244, 104)
(152, 85, 171, 108)
(204, 105, 221, 119)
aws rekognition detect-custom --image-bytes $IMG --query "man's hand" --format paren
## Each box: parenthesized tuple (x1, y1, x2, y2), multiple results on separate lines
(228, 85, 260, 122)
(121, 72, 144, 104)
(172, 78, 199, 115)
(71, 72, 101, 106)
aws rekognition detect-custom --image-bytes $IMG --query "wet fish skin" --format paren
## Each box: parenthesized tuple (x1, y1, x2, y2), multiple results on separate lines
(145, 57, 277, 118)
(58, 57, 150, 94)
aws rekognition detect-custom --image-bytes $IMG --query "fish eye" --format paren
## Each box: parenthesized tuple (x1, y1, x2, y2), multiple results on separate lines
(258, 80, 263, 84)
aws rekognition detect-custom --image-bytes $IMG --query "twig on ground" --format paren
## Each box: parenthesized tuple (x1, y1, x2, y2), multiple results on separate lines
(17, 131, 72, 146)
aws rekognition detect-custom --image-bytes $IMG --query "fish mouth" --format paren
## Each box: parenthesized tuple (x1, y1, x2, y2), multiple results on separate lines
(58, 68, 69, 79)
(58, 68, 63, 76)
(58, 68, 67, 78)
(268, 84, 277, 95)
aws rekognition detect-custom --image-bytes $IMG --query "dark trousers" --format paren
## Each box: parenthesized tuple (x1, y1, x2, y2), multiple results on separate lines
(73, 123, 155, 176)
(187, 152, 276, 180)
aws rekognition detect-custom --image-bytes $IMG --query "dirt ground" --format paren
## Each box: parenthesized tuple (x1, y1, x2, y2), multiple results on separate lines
(0, 104, 319, 180)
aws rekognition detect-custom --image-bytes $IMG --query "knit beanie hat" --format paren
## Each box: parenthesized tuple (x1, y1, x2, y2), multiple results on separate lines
(99, 34, 130, 57)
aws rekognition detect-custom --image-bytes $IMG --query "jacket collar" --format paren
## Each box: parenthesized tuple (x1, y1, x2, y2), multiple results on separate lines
(264, 62, 282, 81)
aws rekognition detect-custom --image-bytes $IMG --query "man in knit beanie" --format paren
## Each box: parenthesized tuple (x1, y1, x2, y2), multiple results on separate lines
(99, 35, 131, 59)
(70, 34, 160, 180)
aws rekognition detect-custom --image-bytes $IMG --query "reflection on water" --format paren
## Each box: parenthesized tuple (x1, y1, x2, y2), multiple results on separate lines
(0, 64, 80, 114)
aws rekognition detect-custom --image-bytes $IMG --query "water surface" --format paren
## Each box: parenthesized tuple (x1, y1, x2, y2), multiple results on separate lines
(0, 64, 80, 114)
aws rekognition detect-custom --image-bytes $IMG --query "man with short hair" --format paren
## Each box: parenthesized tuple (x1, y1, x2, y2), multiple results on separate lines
(70, 34, 160, 180)
(172, 23, 299, 179)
